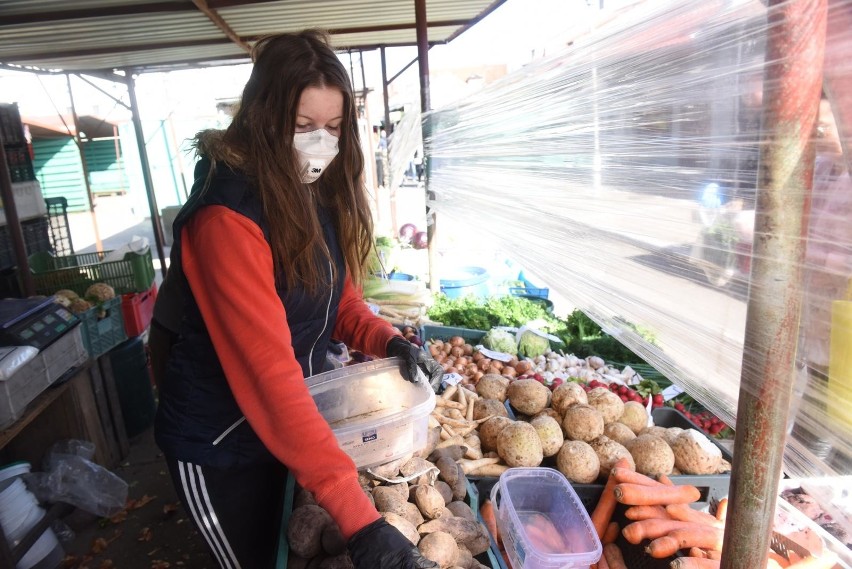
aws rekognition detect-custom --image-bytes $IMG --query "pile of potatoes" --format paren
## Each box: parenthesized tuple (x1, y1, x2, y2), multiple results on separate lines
(436, 374, 732, 485)
(285, 447, 492, 569)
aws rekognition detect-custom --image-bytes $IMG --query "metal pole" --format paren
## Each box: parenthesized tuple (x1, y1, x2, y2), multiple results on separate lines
(720, 1, 826, 567)
(380, 46, 392, 134)
(66, 74, 104, 253)
(124, 69, 169, 279)
(415, 0, 438, 292)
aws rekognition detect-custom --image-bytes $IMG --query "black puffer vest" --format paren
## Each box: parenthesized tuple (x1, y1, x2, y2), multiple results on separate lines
(154, 158, 345, 468)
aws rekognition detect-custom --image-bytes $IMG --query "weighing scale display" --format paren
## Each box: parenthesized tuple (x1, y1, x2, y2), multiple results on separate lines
(0, 297, 79, 350)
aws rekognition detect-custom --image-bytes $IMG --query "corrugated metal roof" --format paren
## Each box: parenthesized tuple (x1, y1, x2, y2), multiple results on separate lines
(0, 0, 505, 74)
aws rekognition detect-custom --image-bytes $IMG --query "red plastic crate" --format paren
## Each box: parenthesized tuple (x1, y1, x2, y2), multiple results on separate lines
(121, 282, 157, 337)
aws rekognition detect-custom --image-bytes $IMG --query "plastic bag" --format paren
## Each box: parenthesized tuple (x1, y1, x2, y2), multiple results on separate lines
(24, 440, 127, 518)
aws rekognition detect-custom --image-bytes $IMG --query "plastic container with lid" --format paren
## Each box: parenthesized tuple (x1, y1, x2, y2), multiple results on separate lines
(490, 467, 602, 569)
(306, 357, 436, 470)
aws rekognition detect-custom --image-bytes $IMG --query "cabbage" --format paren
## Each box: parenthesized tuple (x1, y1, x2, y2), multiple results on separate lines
(517, 330, 550, 359)
(481, 328, 518, 355)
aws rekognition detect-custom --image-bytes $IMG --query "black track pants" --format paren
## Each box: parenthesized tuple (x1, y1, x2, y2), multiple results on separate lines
(165, 457, 287, 569)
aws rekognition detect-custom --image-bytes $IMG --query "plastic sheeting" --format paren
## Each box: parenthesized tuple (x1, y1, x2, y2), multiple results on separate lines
(424, 0, 851, 479)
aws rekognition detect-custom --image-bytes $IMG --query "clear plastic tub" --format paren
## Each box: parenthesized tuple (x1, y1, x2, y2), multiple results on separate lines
(490, 467, 602, 569)
(306, 357, 436, 470)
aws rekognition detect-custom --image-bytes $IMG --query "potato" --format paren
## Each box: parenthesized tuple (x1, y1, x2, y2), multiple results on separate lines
(671, 429, 722, 475)
(455, 545, 474, 569)
(533, 407, 562, 423)
(551, 382, 588, 415)
(497, 421, 544, 467)
(287, 504, 332, 558)
(415, 484, 446, 519)
(589, 435, 635, 478)
(418, 517, 482, 542)
(556, 440, 600, 484)
(372, 486, 408, 514)
(626, 434, 674, 477)
(529, 415, 564, 457)
(473, 398, 509, 421)
(402, 501, 425, 527)
(618, 401, 649, 434)
(321, 523, 346, 556)
(446, 501, 476, 521)
(587, 387, 625, 424)
(507, 378, 550, 416)
(418, 531, 459, 568)
(381, 512, 419, 545)
(463, 523, 492, 556)
(562, 404, 604, 442)
(318, 555, 354, 569)
(603, 421, 637, 446)
(294, 487, 317, 509)
(639, 425, 669, 439)
(476, 374, 510, 401)
(435, 480, 453, 505)
(479, 416, 514, 452)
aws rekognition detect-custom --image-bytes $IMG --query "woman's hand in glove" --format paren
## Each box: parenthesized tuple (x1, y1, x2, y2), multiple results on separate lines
(386, 336, 444, 392)
(348, 518, 438, 569)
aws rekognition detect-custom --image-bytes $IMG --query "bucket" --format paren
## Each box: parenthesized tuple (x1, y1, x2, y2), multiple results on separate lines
(373, 271, 415, 281)
(0, 462, 31, 489)
(439, 266, 490, 299)
(0, 478, 64, 569)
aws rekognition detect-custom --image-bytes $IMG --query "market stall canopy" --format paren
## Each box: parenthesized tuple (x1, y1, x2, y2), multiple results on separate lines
(0, 0, 504, 74)
(25, 115, 121, 139)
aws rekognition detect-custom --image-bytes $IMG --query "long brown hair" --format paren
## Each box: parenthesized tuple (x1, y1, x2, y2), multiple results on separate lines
(196, 30, 373, 294)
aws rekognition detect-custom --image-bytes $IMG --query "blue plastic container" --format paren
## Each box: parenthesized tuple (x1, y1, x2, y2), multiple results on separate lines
(373, 271, 415, 281)
(440, 266, 490, 299)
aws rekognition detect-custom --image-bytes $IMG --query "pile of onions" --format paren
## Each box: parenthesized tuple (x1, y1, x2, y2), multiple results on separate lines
(428, 336, 522, 386)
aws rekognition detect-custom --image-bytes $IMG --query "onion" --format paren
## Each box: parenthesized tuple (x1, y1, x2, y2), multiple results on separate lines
(429, 345, 441, 358)
(503, 367, 517, 379)
(413, 231, 428, 250)
(473, 371, 484, 382)
(449, 336, 465, 347)
(515, 361, 532, 374)
(450, 346, 464, 358)
(492, 361, 504, 371)
(463, 344, 474, 356)
(466, 363, 479, 376)
(399, 223, 417, 242)
(472, 352, 484, 362)
(477, 358, 492, 371)
(455, 356, 469, 367)
(488, 365, 502, 375)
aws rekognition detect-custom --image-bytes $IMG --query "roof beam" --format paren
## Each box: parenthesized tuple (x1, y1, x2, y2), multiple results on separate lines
(9, 39, 234, 62)
(0, 2, 193, 26)
(191, 0, 252, 53)
(242, 19, 468, 42)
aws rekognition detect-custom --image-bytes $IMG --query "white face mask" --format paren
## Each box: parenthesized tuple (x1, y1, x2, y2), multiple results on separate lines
(293, 129, 339, 183)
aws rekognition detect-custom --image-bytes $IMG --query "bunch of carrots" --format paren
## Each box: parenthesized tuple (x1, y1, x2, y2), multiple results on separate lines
(588, 458, 838, 569)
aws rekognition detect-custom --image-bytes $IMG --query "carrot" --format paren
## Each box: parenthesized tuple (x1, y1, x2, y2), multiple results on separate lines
(768, 550, 791, 568)
(646, 526, 724, 558)
(501, 548, 513, 569)
(658, 474, 675, 486)
(591, 457, 633, 539)
(524, 513, 565, 552)
(611, 466, 665, 487)
(714, 498, 728, 522)
(669, 559, 720, 569)
(480, 499, 501, 549)
(785, 553, 839, 569)
(622, 519, 710, 544)
(625, 505, 670, 521)
(666, 504, 724, 527)
(603, 521, 620, 545)
(614, 482, 701, 506)
(688, 547, 708, 558)
(603, 543, 629, 569)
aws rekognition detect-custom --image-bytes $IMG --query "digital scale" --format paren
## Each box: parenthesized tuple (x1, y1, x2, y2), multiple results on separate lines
(0, 297, 79, 350)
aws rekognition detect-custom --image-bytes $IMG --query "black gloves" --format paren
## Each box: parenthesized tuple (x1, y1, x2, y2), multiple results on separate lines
(348, 518, 438, 569)
(386, 336, 444, 392)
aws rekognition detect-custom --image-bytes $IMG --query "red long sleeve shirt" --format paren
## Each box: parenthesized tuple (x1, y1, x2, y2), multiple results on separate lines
(181, 205, 399, 538)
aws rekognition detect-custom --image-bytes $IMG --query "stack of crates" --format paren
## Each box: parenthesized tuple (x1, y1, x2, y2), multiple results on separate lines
(28, 248, 156, 358)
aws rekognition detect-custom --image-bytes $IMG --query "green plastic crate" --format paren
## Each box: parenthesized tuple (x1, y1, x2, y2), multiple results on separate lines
(28, 248, 155, 297)
(420, 324, 486, 345)
(79, 297, 128, 359)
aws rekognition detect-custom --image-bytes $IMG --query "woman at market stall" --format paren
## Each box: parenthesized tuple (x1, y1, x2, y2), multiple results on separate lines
(150, 30, 442, 569)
